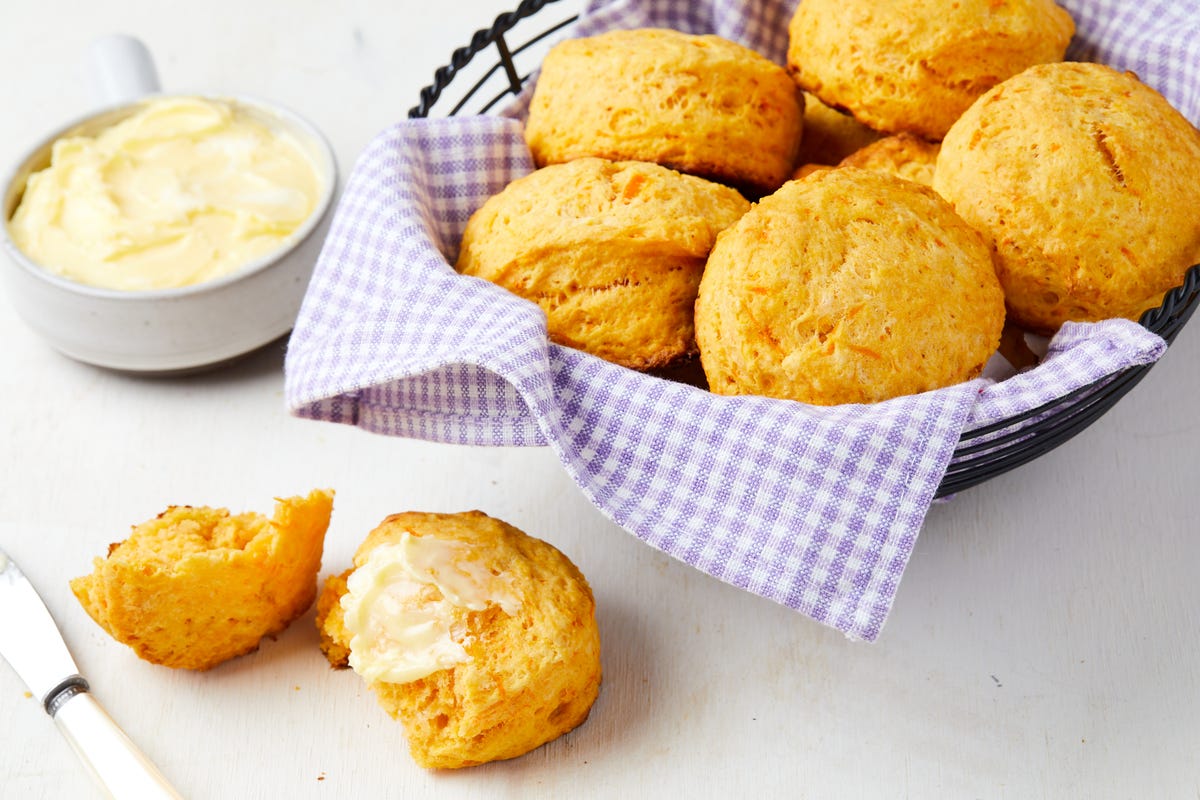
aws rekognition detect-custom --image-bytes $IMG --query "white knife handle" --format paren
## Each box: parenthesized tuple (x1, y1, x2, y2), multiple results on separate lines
(52, 684, 184, 799)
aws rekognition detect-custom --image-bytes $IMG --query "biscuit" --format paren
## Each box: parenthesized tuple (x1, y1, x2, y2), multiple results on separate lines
(456, 158, 749, 370)
(793, 91, 884, 168)
(695, 168, 1005, 405)
(316, 567, 352, 668)
(71, 490, 333, 671)
(791, 163, 832, 181)
(787, 0, 1074, 140)
(839, 133, 941, 187)
(316, 510, 601, 770)
(525, 28, 804, 195)
(934, 62, 1200, 333)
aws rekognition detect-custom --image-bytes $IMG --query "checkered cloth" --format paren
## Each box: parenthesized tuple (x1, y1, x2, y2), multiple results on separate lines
(285, 0, 1192, 640)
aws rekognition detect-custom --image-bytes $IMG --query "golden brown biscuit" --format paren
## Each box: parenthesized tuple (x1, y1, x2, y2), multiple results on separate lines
(840, 133, 941, 187)
(794, 91, 884, 168)
(525, 28, 804, 195)
(71, 490, 333, 671)
(456, 158, 749, 370)
(934, 62, 1200, 333)
(696, 168, 1005, 405)
(316, 511, 601, 770)
(787, 0, 1074, 139)
(791, 163, 832, 181)
(998, 321, 1040, 372)
(316, 568, 352, 668)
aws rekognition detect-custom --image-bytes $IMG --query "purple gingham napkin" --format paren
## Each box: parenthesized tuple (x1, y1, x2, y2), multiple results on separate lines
(285, 0, 1192, 640)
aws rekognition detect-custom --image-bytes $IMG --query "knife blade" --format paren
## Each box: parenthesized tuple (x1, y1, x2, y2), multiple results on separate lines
(0, 548, 184, 799)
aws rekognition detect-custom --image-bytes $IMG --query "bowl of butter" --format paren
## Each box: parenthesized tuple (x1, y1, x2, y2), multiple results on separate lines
(0, 36, 337, 373)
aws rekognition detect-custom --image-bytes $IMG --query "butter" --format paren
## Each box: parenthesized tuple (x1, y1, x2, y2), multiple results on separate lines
(7, 96, 322, 291)
(340, 534, 522, 685)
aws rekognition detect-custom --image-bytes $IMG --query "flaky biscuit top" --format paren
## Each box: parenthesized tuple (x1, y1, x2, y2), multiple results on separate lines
(526, 28, 804, 194)
(934, 61, 1200, 332)
(787, 0, 1074, 139)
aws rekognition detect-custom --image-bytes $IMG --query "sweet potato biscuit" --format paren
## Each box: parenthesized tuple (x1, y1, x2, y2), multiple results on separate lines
(71, 490, 333, 671)
(840, 133, 941, 187)
(317, 510, 601, 770)
(316, 567, 352, 667)
(791, 163, 832, 181)
(525, 28, 804, 195)
(456, 157, 749, 370)
(934, 62, 1200, 333)
(696, 168, 1005, 405)
(787, 0, 1074, 140)
(793, 91, 884, 169)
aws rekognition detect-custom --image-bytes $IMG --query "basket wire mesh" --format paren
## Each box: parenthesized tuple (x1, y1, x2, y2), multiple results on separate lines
(408, 0, 1200, 497)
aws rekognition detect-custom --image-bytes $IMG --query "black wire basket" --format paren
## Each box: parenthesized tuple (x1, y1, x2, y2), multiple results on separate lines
(409, 0, 1200, 498)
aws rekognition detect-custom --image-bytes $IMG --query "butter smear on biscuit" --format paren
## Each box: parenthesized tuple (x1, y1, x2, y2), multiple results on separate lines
(341, 533, 521, 684)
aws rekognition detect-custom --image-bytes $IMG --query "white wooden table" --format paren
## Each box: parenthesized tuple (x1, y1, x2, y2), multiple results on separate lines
(2, 2, 1198, 797)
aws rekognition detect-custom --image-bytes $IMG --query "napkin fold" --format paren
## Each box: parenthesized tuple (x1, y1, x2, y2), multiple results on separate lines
(285, 0, 1190, 640)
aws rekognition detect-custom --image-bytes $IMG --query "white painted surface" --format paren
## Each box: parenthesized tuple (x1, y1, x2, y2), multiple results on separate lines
(1, 2, 1198, 797)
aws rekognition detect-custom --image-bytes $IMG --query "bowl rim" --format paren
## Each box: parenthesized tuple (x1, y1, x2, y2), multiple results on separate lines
(0, 91, 339, 301)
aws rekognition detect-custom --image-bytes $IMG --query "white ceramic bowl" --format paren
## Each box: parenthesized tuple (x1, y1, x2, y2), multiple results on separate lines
(0, 38, 337, 374)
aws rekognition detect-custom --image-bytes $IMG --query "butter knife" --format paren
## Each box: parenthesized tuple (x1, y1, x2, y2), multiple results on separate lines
(0, 548, 184, 799)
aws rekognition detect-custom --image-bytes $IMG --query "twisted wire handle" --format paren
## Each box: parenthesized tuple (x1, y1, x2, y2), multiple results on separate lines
(409, 0, 559, 118)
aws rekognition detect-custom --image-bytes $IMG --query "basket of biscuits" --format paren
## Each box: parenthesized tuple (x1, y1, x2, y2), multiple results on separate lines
(285, 0, 1200, 640)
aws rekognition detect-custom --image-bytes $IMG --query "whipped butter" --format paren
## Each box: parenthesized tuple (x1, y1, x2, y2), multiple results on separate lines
(7, 96, 322, 291)
(340, 533, 522, 684)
